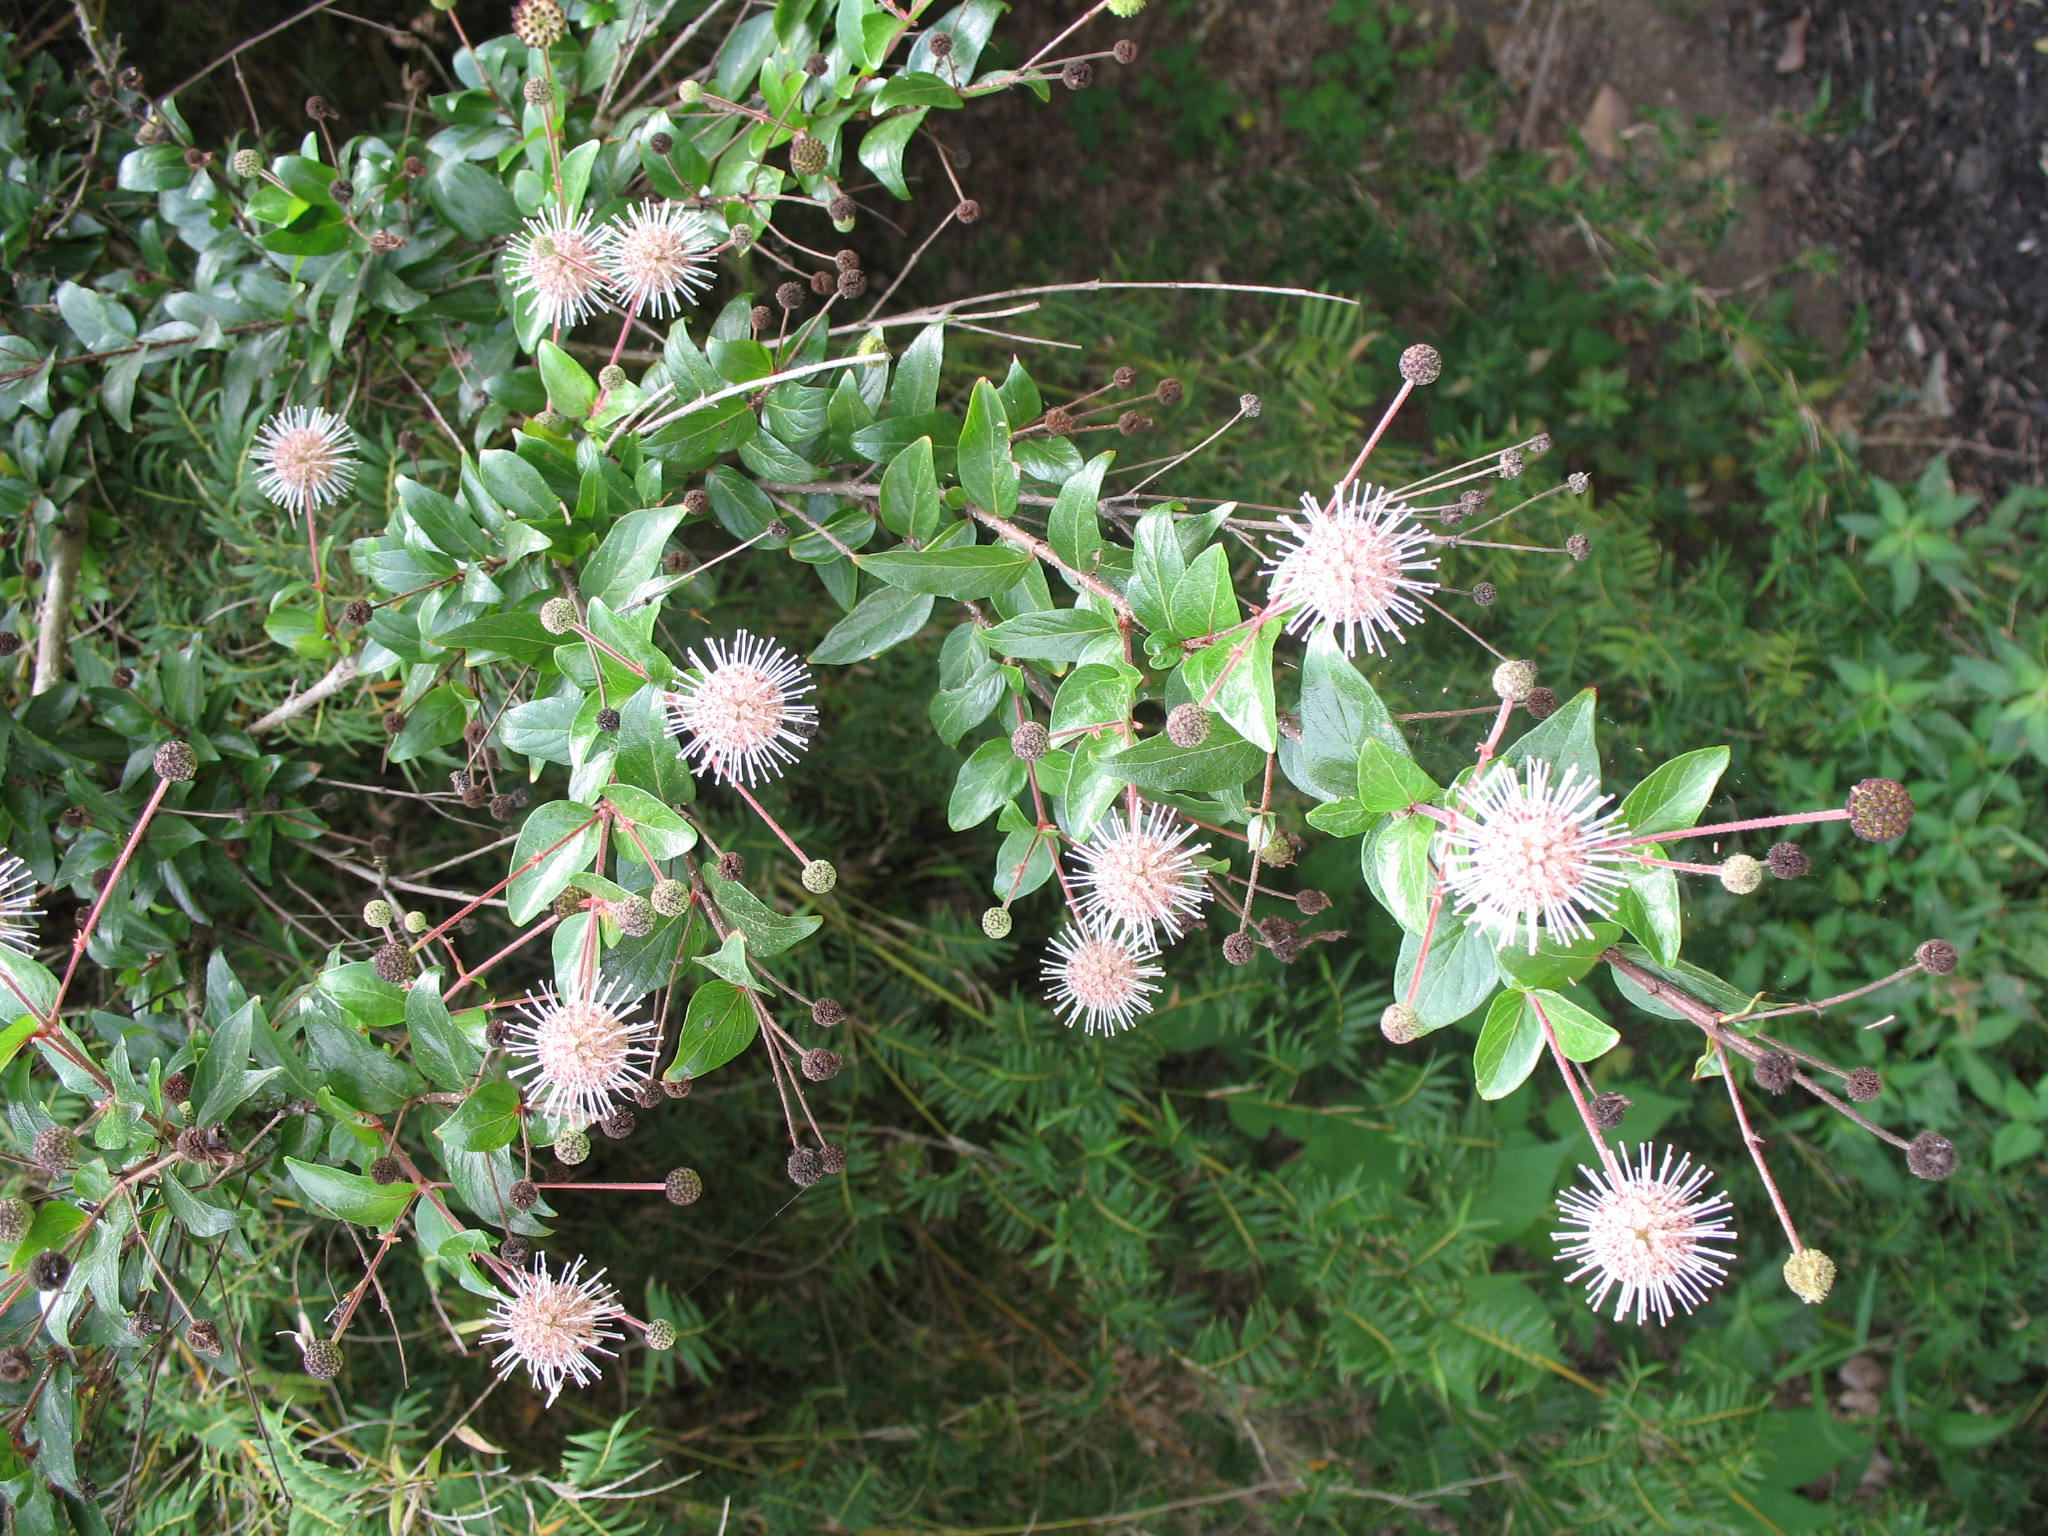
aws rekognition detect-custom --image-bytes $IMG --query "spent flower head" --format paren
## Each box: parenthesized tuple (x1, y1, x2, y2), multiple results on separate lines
(665, 630, 818, 786)
(1263, 482, 1439, 657)
(483, 1253, 623, 1405)
(603, 201, 717, 317)
(251, 406, 359, 514)
(505, 975, 660, 1128)
(1070, 802, 1209, 942)
(1552, 1143, 1737, 1325)
(1042, 925, 1163, 1036)
(507, 206, 609, 328)
(1439, 758, 1631, 951)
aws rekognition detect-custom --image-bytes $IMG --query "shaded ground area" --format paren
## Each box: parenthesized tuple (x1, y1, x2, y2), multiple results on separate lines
(945, 0, 2045, 494)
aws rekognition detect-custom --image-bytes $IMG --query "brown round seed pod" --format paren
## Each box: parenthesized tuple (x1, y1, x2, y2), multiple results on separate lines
(599, 1111, 635, 1140)
(1523, 687, 1558, 719)
(509, 1179, 539, 1212)
(819, 1144, 847, 1175)
(0, 1345, 30, 1382)
(1061, 60, 1094, 89)
(1753, 1051, 1797, 1093)
(369, 1156, 403, 1185)
(372, 941, 417, 986)
(1766, 841, 1810, 879)
(1845, 1068, 1883, 1102)
(1591, 1091, 1632, 1130)
(812, 998, 846, 1027)
(662, 1075, 692, 1098)
(1222, 932, 1255, 966)
(801, 1048, 842, 1082)
(29, 1250, 70, 1290)
(956, 198, 981, 223)
(828, 194, 857, 222)
(787, 1148, 824, 1187)
(1166, 703, 1211, 748)
(1117, 410, 1153, 435)
(789, 133, 828, 175)
(811, 269, 836, 296)
(301, 1338, 343, 1379)
(1906, 1130, 1956, 1180)
(500, 1235, 531, 1264)
(775, 280, 805, 310)
(716, 850, 746, 881)
(836, 269, 867, 299)
(1471, 581, 1497, 607)
(163, 1070, 192, 1104)
(1296, 889, 1331, 916)
(1915, 939, 1958, 975)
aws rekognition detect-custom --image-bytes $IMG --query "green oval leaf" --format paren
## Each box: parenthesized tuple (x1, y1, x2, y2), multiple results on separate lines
(667, 979, 759, 1079)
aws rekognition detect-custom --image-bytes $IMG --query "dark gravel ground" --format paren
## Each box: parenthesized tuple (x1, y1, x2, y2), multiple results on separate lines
(1797, 0, 2048, 491)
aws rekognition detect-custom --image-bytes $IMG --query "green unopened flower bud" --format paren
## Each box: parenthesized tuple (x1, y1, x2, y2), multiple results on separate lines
(300, 1337, 343, 1379)
(598, 364, 627, 392)
(677, 80, 703, 104)
(403, 910, 429, 934)
(664, 1168, 703, 1206)
(789, 133, 827, 176)
(981, 907, 1012, 939)
(553, 1130, 590, 1166)
(1783, 1247, 1837, 1305)
(801, 859, 837, 894)
(0, 1197, 33, 1243)
(1106, 0, 1148, 15)
(645, 1319, 677, 1350)
(1166, 702, 1210, 748)
(651, 879, 689, 917)
(538, 597, 578, 634)
(32, 1125, 79, 1172)
(231, 148, 262, 177)
(362, 899, 395, 929)
(1491, 659, 1538, 704)
(511, 0, 567, 49)
(1718, 854, 1763, 895)
(1380, 1004, 1420, 1044)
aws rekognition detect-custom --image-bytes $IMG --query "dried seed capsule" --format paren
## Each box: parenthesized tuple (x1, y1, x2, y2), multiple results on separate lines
(812, 998, 846, 1026)
(786, 1148, 823, 1187)
(1222, 932, 1255, 966)
(372, 941, 417, 986)
(599, 1111, 635, 1140)
(613, 896, 655, 938)
(509, 1179, 540, 1212)
(1915, 938, 1958, 975)
(187, 1320, 223, 1355)
(369, 1156, 403, 1185)
(1523, 686, 1558, 719)
(596, 707, 621, 733)
(30, 1250, 71, 1291)
(716, 850, 746, 880)
(1296, 889, 1331, 916)
(1114, 39, 1138, 64)
(1845, 1068, 1883, 1102)
(819, 1144, 847, 1174)
(1906, 1130, 1956, 1179)
(1565, 533, 1591, 561)
(0, 1345, 30, 1382)
(500, 1235, 531, 1264)
(1166, 703, 1210, 747)
(1471, 581, 1497, 607)
(1766, 841, 1810, 879)
(789, 133, 828, 175)
(801, 1048, 842, 1082)
(1753, 1051, 1797, 1093)
(1591, 1091, 1632, 1130)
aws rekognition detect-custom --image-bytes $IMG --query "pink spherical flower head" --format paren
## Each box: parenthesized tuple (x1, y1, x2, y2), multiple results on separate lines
(0, 847, 38, 955)
(1072, 802, 1209, 943)
(507, 206, 609, 328)
(483, 1253, 625, 1405)
(505, 975, 660, 1129)
(250, 405, 359, 514)
(1439, 757, 1631, 952)
(665, 631, 818, 787)
(1042, 925, 1163, 1036)
(603, 201, 717, 318)
(1263, 482, 1439, 657)
(1553, 1143, 1737, 1325)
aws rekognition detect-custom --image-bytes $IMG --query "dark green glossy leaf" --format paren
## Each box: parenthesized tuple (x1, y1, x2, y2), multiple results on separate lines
(285, 1158, 414, 1228)
(958, 377, 1018, 517)
(436, 1081, 521, 1153)
(1474, 989, 1543, 1100)
(666, 979, 758, 1079)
